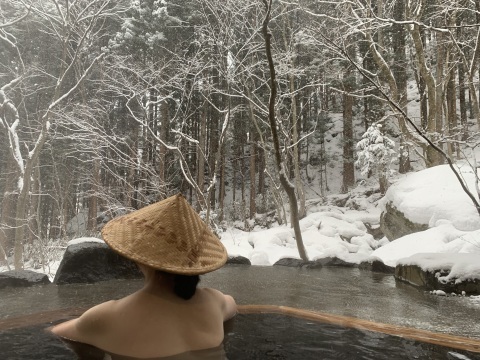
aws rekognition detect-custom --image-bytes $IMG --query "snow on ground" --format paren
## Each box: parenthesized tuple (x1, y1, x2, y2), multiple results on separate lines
(370, 223, 467, 267)
(222, 164, 480, 285)
(371, 226, 480, 282)
(2, 165, 479, 291)
(221, 206, 383, 266)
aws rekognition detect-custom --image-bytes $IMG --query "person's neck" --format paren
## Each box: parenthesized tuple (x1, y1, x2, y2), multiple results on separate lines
(142, 270, 174, 295)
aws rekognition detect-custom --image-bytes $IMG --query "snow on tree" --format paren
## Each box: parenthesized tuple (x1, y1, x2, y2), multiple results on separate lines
(356, 123, 396, 194)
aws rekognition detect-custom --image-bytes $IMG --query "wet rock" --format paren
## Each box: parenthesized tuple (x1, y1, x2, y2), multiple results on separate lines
(302, 260, 323, 270)
(54, 241, 141, 285)
(273, 257, 356, 269)
(395, 264, 480, 295)
(227, 256, 251, 265)
(273, 258, 306, 267)
(359, 259, 395, 274)
(0, 270, 50, 289)
(380, 202, 429, 241)
(313, 257, 356, 267)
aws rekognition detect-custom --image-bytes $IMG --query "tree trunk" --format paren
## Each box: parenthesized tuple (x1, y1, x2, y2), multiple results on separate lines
(290, 77, 306, 218)
(249, 132, 256, 219)
(87, 154, 100, 233)
(261, 0, 307, 261)
(379, 169, 388, 195)
(446, 66, 457, 158)
(341, 40, 356, 193)
(159, 95, 169, 194)
(434, 31, 446, 160)
(458, 61, 467, 141)
(13, 113, 51, 269)
(410, 23, 442, 167)
(218, 145, 226, 222)
(456, 12, 467, 140)
(208, 81, 219, 209)
(127, 125, 138, 209)
(258, 146, 265, 197)
(0, 155, 17, 255)
(27, 164, 40, 250)
(148, 87, 156, 167)
(196, 103, 207, 210)
(393, 0, 410, 173)
(419, 75, 428, 129)
(241, 133, 247, 226)
(281, 6, 306, 219)
(232, 142, 237, 206)
(376, 0, 384, 50)
(342, 89, 355, 193)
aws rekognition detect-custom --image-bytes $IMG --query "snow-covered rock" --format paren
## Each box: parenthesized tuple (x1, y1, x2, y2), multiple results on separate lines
(380, 201, 428, 240)
(395, 253, 480, 295)
(380, 165, 480, 236)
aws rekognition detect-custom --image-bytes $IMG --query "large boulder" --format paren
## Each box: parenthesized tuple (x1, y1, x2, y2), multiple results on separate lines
(395, 264, 433, 288)
(227, 256, 251, 265)
(273, 258, 306, 268)
(54, 240, 141, 285)
(359, 259, 395, 274)
(380, 202, 428, 241)
(380, 165, 480, 241)
(313, 257, 356, 267)
(395, 253, 480, 295)
(0, 270, 50, 289)
(273, 256, 355, 269)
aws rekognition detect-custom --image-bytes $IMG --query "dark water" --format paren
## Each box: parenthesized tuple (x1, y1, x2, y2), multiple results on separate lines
(0, 314, 479, 360)
(1, 265, 480, 359)
(206, 266, 480, 338)
(225, 313, 480, 360)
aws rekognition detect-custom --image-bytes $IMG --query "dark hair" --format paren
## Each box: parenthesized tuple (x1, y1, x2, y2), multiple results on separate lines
(173, 274, 200, 300)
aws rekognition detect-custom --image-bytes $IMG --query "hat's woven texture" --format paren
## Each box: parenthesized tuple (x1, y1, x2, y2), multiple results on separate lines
(101, 194, 227, 275)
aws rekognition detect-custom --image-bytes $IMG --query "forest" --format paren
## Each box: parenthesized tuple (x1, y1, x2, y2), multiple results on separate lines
(1, 0, 480, 270)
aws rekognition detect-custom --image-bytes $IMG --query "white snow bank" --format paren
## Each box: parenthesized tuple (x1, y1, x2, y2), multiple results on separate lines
(380, 164, 480, 231)
(221, 210, 381, 266)
(219, 229, 253, 259)
(371, 224, 480, 267)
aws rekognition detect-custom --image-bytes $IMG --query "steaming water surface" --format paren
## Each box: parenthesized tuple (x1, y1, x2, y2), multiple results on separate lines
(1, 266, 480, 359)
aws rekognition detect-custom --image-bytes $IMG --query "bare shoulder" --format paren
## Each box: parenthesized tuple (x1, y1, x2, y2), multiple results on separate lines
(77, 300, 116, 332)
(201, 287, 225, 300)
(51, 300, 116, 343)
(201, 288, 237, 321)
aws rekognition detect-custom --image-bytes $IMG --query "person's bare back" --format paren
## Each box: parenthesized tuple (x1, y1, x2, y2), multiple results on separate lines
(53, 284, 236, 358)
(51, 195, 236, 359)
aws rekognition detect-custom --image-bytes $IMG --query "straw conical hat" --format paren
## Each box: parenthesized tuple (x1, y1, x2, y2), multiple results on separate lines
(101, 194, 227, 275)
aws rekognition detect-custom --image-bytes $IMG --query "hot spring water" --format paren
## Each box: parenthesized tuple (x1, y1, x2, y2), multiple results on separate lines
(1, 266, 480, 359)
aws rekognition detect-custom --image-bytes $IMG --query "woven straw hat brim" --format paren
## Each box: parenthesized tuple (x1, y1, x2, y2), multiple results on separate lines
(101, 194, 227, 275)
